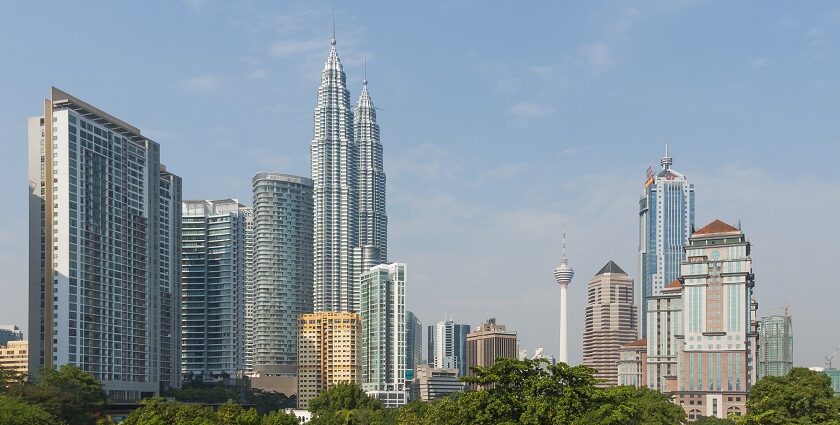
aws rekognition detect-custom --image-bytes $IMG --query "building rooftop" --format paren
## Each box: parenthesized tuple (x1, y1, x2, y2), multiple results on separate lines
(664, 279, 683, 289)
(596, 260, 627, 276)
(622, 339, 647, 348)
(694, 219, 740, 236)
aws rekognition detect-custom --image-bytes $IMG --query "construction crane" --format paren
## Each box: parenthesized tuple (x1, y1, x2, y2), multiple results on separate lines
(826, 345, 840, 369)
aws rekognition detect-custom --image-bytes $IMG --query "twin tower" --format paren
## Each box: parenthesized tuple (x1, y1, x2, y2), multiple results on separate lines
(312, 36, 388, 313)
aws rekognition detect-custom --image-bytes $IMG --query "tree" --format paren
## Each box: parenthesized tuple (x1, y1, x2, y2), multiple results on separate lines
(9, 365, 106, 425)
(737, 368, 840, 425)
(121, 398, 218, 425)
(0, 365, 27, 390)
(0, 395, 63, 425)
(694, 416, 736, 424)
(308, 382, 383, 416)
(260, 410, 301, 425)
(572, 385, 685, 425)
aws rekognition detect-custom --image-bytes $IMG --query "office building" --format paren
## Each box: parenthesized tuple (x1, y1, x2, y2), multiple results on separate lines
(428, 319, 470, 377)
(28, 87, 181, 400)
(758, 315, 793, 379)
(646, 279, 683, 391)
(360, 263, 407, 407)
(466, 318, 518, 388)
(639, 146, 695, 337)
(406, 311, 422, 380)
(353, 76, 388, 287)
(618, 339, 647, 387)
(181, 199, 247, 380)
(673, 219, 759, 421)
(311, 35, 360, 313)
(297, 312, 361, 409)
(581, 261, 638, 387)
(0, 340, 29, 375)
(553, 231, 574, 364)
(0, 325, 24, 346)
(412, 365, 464, 401)
(251, 173, 314, 373)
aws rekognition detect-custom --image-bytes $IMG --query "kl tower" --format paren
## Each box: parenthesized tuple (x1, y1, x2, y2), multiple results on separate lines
(553, 229, 574, 364)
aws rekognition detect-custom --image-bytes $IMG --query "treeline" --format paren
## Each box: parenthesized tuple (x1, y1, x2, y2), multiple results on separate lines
(2, 359, 840, 424)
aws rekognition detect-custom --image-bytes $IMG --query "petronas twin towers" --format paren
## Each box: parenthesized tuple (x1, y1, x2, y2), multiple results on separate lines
(312, 36, 387, 313)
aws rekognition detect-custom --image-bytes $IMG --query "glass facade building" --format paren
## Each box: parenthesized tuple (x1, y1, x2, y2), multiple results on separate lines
(251, 173, 313, 372)
(180, 199, 247, 380)
(757, 315, 793, 379)
(28, 87, 181, 400)
(639, 147, 695, 337)
(405, 311, 422, 379)
(427, 319, 470, 377)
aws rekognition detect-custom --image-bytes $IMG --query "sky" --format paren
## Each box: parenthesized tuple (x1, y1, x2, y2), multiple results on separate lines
(1, 0, 839, 367)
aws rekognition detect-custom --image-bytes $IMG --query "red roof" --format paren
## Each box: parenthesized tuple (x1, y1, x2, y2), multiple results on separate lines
(664, 279, 682, 289)
(622, 338, 647, 348)
(694, 219, 739, 236)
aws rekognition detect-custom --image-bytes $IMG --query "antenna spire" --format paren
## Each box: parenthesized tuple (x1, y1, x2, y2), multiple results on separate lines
(363, 52, 368, 86)
(562, 226, 567, 260)
(661, 142, 673, 170)
(331, 6, 336, 46)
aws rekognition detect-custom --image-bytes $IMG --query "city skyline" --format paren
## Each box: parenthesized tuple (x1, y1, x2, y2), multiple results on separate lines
(1, 1, 840, 368)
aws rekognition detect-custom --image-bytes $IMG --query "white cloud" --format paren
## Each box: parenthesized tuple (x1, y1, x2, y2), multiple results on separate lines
(246, 68, 267, 79)
(180, 75, 221, 91)
(579, 42, 615, 68)
(510, 102, 554, 118)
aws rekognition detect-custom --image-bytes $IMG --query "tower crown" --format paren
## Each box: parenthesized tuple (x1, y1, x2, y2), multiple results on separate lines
(554, 229, 574, 286)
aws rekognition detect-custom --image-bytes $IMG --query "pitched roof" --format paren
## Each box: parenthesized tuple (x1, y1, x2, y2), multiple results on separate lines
(694, 219, 740, 236)
(664, 279, 682, 289)
(596, 260, 627, 276)
(622, 338, 647, 348)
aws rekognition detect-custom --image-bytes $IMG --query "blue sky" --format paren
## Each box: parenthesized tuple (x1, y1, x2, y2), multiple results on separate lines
(1, 1, 839, 366)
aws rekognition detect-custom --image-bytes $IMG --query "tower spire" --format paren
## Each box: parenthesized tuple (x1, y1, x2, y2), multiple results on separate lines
(331, 6, 336, 46)
(363, 52, 368, 86)
(561, 226, 567, 262)
(661, 143, 673, 170)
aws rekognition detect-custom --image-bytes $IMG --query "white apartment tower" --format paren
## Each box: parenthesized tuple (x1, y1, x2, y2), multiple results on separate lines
(28, 87, 181, 400)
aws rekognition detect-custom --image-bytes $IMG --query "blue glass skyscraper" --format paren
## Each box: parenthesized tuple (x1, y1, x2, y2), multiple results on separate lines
(638, 146, 695, 337)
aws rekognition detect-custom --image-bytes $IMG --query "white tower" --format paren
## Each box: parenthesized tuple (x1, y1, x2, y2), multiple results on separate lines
(553, 229, 574, 364)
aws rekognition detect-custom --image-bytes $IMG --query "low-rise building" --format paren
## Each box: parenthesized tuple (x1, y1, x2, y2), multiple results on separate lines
(0, 340, 28, 374)
(413, 365, 464, 401)
(618, 339, 647, 387)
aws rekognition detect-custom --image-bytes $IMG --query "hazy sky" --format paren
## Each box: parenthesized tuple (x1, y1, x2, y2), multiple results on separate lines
(1, 1, 839, 367)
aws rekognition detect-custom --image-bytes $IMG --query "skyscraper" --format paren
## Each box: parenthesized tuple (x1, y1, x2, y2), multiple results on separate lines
(28, 87, 181, 400)
(354, 77, 388, 284)
(646, 279, 683, 391)
(360, 263, 407, 407)
(243, 208, 255, 372)
(581, 261, 638, 387)
(673, 219, 759, 421)
(297, 312, 362, 409)
(428, 319, 470, 377)
(251, 173, 314, 373)
(312, 35, 360, 313)
(181, 199, 247, 380)
(405, 311, 422, 379)
(758, 315, 793, 379)
(466, 319, 518, 389)
(639, 146, 695, 337)
(553, 232, 574, 365)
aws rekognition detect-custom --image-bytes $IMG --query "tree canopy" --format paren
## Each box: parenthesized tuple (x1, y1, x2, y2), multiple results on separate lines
(736, 368, 840, 425)
(5, 365, 106, 425)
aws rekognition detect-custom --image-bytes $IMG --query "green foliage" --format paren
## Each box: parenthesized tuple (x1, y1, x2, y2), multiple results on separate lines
(308, 382, 383, 424)
(572, 385, 685, 425)
(0, 365, 27, 389)
(0, 395, 64, 425)
(122, 398, 300, 425)
(168, 382, 295, 414)
(694, 416, 737, 424)
(7, 365, 106, 425)
(261, 409, 302, 425)
(736, 367, 840, 425)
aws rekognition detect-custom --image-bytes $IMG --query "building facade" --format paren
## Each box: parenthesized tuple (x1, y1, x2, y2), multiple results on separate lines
(428, 319, 470, 377)
(618, 339, 647, 387)
(673, 219, 759, 421)
(757, 315, 793, 379)
(466, 318, 518, 388)
(297, 312, 361, 409)
(243, 208, 255, 372)
(405, 311, 422, 380)
(311, 36, 360, 313)
(360, 263, 407, 407)
(646, 279, 683, 391)
(0, 340, 29, 375)
(353, 78, 388, 286)
(28, 87, 181, 400)
(181, 199, 247, 380)
(412, 365, 464, 401)
(639, 147, 695, 337)
(581, 261, 638, 387)
(251, 173, 314, 373)
(0, 325, 24, 346)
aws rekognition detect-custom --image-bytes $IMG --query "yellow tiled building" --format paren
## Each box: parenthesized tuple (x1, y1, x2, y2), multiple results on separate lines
(297, 312, 361, 409)
(0, 340, 28, 374)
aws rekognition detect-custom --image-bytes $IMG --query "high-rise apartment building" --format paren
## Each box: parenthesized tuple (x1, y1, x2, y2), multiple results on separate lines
(297, 312, 361, 409)
(646, 279, 683, 391)
(618, 339, 647, 387)
(181, 199, 247, 380)
(758, 315, 793, 379)
(673, 219, 759, 421)
(354, 78, 388, 285)
(251, 173, 314, 373)
(28, 87, 181, 400)
(639, 147, 695, 337)
(360, 263, 407, 407)
(581, 261, 637, 387)
(0, 325, 24, 346)
(243, 208, 255, 372)
(406, 311, 422, 379)
(466, 318, 518, 388)
(311, 36, 360, 313)
(428, 319, 470, 377)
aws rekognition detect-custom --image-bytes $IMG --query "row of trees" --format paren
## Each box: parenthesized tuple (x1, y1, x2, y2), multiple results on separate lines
(2, 359, 839, 424)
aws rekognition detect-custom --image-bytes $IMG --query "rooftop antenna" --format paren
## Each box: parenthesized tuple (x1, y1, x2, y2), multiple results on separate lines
(363, 51, 368, 86)
(331, 5, 336, 46)
(562, 226, 567, 260)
